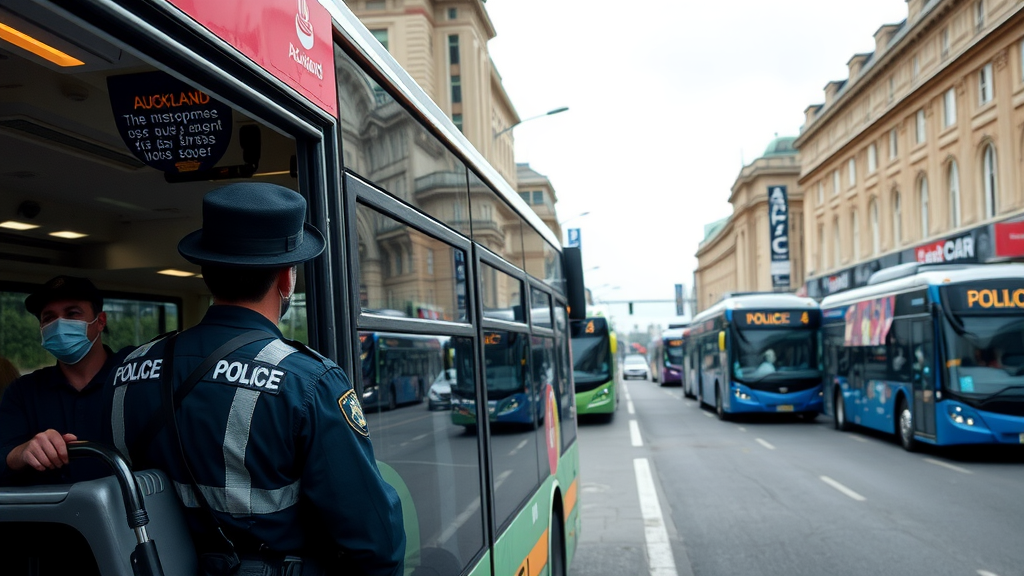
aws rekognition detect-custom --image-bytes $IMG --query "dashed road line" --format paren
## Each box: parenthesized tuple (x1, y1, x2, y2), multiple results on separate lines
(755, 438, 775, 450)
(848, 435, 868, 443)
(820, 476, 866, 501)
(683, 401, 694, 408)
(702, 412, 714, 418)
(737, 426, 747, 432)
(924, 458, 973, 475)
(630, 420, 644, 447)
(634, 458, 679, 576)
(627, 400, 635, 414)
(977, 570, 1002, 576)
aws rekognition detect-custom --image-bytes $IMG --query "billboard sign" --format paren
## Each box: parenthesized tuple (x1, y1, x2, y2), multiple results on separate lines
(567, 228, 581, 248)
(768, 186, 790, 288)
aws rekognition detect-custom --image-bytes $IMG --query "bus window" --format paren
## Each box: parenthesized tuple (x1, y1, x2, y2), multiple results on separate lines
(530, 288, 552, 328)
(480, 263, 524, 322)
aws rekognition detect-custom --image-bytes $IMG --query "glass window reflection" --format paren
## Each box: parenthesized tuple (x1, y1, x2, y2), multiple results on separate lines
(480, 263, 523, 323)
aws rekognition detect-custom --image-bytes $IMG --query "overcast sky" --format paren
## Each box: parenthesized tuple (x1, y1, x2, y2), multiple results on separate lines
(485, 0, 909, 335)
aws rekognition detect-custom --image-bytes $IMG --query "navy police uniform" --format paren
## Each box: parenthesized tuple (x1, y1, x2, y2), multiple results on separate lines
(110, 183, 405, 576)
(111, 307, 404, 574)
(0, 346, 125, 486)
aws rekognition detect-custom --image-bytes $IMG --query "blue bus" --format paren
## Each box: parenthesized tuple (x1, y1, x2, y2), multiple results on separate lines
(821, 263, 1024, 450)
(360, 332, 444, 411)
(689, 293, 823, 420)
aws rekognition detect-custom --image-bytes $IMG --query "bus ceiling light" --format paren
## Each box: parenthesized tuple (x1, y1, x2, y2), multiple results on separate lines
(157, 269, 195, 278)
(49, 230, 87, 239)
(0, 21, 84, 67)
(0, 220, 39, 231)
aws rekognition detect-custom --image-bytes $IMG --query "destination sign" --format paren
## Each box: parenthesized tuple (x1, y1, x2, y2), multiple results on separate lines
(571, 317, 608, 338)
(944, 281, 1024, 313)
(108, 71, 232, 174)
(734, 310, 817, 329)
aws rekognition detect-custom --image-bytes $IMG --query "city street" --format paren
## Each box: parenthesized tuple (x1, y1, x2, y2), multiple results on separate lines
(570, 374, 1024, 576)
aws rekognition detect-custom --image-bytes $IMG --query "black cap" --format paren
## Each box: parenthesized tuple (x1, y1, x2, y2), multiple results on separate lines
(177, 182, 326, 268)
(25, 276, 103, 319)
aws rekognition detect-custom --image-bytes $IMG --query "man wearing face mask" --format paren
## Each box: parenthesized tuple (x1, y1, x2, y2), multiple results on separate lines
(0, 276, 124, 485)
(111, 183, 405, 576)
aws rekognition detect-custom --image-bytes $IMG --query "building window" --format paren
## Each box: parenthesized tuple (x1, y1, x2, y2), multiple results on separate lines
(448, 7, 458, 19)
(870, 198, 880, 255)
(446, 34, 458, 65)
(532, 190, 544, 205)
(852, 210, 861, 261)
(832, 170, 840, 195)
(979, 63, 994, 104)
(450, 75, 462, 104)
(915, 109, 926, 144)
(983, 144, 998, 218)
(452, 113, 463, 132)
(919, 177, 929, 237)
(912, 56, 920, 81)
(366, 0, 386, 10)
(943, 88, 957, 128)
(888, 76, 895, 102)
(371, 29, 389, 51)
(892, 192, 902, 246)
(949, 160, 961, 227)
(818, 224, 826, 271)
(974, 1, 985, 32)
(817, 181, 824, 205)
(518, 192, 530, 204)
(833, 217, 841, 268)
(942, 28, 950, 58)
(889, 128, 898, 159)
(848, 158, 856, 186)
(427, 248, 435, 275)
(867, 143, 877, 173)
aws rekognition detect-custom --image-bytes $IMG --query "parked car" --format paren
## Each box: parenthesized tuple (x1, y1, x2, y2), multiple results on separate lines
(428, 368, 456, 410)
(622, 354, 650, 380)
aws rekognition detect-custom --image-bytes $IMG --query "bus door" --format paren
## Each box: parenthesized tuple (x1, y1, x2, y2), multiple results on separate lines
(912, 320, 936, 437)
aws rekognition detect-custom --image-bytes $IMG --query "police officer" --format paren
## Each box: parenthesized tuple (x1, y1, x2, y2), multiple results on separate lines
(111, 183, 405, 575)
(1, 276, 126, 485)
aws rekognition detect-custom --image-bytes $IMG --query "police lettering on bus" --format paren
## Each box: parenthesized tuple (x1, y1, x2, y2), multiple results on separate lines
(111, 183, 405, 576)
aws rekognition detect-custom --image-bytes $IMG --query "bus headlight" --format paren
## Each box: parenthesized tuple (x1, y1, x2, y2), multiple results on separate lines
(497, 397, 521, 415)
(948, 405, 978, 427)
(734, 388, 753, 401)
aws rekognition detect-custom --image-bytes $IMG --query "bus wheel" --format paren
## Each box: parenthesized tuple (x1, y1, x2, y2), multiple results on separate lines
(834, 392, 850, 431)
(715, 389, 729, 421)
(549, 510, 566, 576)
(388, 386, 397, 411)
(897, 398, 918, 452)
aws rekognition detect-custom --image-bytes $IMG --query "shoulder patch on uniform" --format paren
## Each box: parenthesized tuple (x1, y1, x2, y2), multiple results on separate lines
(338, 389, 369, 437)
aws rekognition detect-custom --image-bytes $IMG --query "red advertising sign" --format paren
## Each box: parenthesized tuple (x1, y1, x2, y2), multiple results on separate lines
(995, 220, 1024, 258)
(164, 0, 338, 117)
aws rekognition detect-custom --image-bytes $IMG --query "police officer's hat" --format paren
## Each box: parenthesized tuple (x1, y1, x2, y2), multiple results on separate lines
(178, 183, 325, 268)
(25, 275, 104, 318)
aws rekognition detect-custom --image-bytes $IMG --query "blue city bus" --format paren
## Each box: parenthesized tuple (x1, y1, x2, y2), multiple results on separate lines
(689, 293, 823, 420)
(360, 332, 444, 411)
(820, 263, 1024, 450)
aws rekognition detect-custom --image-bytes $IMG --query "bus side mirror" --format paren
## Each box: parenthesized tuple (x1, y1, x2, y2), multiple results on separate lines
(564, 247, 586, 320)
(718, 331, 726, 351)
(610, 333, 618, 355)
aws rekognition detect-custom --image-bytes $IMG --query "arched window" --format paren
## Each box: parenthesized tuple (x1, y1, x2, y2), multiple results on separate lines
(870, 198, 880, 255)
(983, 144, 998, 218)
(818, 223, 825, 271)
(892, 191, 902, 246)
(833, 217, 841, 268)
(949, 160, 961, 227)
(851, 210, 861, 261)
(918, 176, 929, 238)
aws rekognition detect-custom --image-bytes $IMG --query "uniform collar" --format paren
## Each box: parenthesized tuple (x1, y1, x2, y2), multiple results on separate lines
(200, 305, 285, 339)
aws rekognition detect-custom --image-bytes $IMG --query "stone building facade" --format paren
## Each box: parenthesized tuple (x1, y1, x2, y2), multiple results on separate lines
(797, 0, 1024, 298)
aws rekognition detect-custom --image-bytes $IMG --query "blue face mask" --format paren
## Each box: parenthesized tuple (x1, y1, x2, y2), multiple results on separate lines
(40, 317, 99, 365)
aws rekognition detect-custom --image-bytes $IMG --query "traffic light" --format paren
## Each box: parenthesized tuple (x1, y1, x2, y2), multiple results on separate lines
(629, 302, 634, 315)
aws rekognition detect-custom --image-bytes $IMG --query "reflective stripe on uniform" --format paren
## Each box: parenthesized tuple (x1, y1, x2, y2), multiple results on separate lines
(112, 385, 130, 466)
(218, 339, 297, 516)
(173, 479, 301, 515)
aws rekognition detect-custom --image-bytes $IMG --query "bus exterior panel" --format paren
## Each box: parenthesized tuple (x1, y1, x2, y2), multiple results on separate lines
(570, 318, 618, 416)
(821, 265, 1024, 448)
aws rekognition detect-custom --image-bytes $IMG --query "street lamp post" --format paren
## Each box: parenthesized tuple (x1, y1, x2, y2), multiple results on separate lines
(493, 106, 569, 139)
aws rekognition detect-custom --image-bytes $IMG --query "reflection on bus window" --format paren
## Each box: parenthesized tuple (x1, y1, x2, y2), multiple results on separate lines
(480, 263, 523, 322)
(945, 315, 1024, 394)
(733, 330, 817, 382)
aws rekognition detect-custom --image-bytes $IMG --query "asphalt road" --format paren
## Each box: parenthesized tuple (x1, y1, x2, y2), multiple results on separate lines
(570, 372, 1024, 576)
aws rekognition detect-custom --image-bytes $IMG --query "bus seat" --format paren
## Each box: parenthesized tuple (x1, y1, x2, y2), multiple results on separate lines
(0, 470, 197, 576)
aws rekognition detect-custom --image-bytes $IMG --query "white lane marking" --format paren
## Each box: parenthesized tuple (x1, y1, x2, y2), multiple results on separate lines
(702, 412, 714, 418)
(621, 383, 631, 400)
(634, 458, 679, 576)
(630, 420, 643, 447)
(627, 400, 635, 414)
(684, 401, 694, 408)
(430, 495, 480, 545)
(412, 433, 428, 442)
(848, 435, 868, 443)
(509, 439, 529, 456)
(820, 476, 866, 501)
(977, 570, 1002, 576)
(737, 426, 747, 432)
(925, 458, 973, 475)
(494, 469, 513, 489)
(755, 438, 775, 450)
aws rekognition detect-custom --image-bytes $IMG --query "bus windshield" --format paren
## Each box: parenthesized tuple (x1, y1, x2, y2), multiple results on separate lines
(571, 333, 611, 386)
(664, 340, 684, 367)
(944, 314, 1024, 396)
(732, 328, 818, 384)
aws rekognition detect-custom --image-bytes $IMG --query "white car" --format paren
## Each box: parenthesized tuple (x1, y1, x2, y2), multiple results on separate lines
(622, 354, 649, 380)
